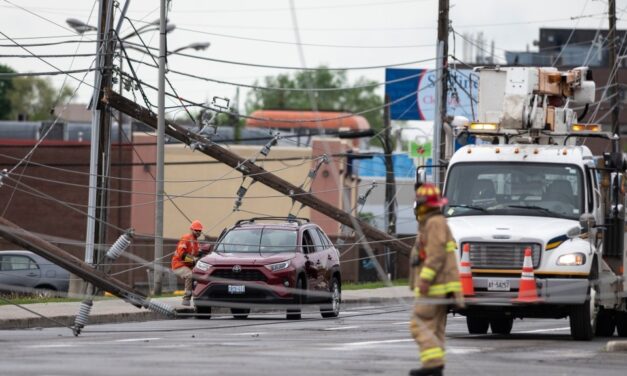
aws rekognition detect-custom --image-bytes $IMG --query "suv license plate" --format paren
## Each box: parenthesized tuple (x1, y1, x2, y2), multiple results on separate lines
(487, 279, 510, 291)
(228, 285, 245, 294)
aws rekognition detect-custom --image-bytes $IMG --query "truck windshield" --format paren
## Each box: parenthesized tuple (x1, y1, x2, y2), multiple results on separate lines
(215, 228, 298, 253)
(444, 162, 583, 220)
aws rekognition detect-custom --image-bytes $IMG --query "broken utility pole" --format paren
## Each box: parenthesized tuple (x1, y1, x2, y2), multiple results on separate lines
(103, 88, 412, 256)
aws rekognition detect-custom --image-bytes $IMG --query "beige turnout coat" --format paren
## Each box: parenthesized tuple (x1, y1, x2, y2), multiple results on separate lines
(409, 211, 464, 308)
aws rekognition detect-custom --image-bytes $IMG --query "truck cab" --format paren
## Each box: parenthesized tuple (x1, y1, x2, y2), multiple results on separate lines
(432, 66, 627, 340)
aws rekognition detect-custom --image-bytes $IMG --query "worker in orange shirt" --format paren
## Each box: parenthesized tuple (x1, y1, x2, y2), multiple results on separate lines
(172, 220, 203, 306)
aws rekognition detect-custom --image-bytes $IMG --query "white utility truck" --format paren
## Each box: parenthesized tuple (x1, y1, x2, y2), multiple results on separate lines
(432, 66, 627, 340)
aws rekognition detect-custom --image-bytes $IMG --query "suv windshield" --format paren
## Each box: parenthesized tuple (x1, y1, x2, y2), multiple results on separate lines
(444, 162, 583, 220)
(215, 228, 298, 253)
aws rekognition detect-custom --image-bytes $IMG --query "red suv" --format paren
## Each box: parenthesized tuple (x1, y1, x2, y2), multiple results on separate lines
(192, 217, 341, 320)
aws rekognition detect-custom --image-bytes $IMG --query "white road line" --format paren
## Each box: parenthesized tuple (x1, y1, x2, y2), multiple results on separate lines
(335, 338, 414, 348)
(323, 326, 360, 331)
(115, 337, 161, 342)
(516, 326, 570, 334)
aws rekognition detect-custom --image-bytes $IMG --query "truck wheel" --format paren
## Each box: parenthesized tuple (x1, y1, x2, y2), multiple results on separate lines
(569, 285, 597, 341)
(616, 312, 627, 337)
(466, 316, 489, 334)
(490, 318, 513, 335)
(595, 309, 615, 337)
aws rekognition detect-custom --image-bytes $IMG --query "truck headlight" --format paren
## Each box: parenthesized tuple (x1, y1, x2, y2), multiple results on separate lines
(556, 253, 586, 266)
(195, 260, 212, 272)
(265, 260, 290, 272)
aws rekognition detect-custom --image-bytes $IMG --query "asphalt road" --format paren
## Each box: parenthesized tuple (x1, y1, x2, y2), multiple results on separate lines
(0, 302, 624, 376)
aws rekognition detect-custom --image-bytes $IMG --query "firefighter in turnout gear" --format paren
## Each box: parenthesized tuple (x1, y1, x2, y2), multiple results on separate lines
(409, 183, 464, 376)
(172, 220, 203, 306)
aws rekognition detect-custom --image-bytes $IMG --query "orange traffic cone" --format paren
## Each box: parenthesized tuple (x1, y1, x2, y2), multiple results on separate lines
(515, 247, 540, 303)
(460, 243, 474, 296)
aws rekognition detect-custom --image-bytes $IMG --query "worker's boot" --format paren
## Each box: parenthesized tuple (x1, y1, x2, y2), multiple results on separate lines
(181, 293, 192, 307)
(409, 365, 443, 376)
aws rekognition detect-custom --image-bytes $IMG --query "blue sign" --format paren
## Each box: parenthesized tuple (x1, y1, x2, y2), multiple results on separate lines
(385, 68, 479, 121)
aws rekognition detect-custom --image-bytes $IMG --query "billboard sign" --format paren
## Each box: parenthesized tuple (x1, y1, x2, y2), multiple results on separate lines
(385, 68, 478, 121)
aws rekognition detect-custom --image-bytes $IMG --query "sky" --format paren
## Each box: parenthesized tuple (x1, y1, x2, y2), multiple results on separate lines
(0, 0, 625, 120)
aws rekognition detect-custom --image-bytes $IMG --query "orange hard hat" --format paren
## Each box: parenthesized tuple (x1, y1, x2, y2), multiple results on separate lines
(415, 183, 448, 208)
(190, 220, 203, 231)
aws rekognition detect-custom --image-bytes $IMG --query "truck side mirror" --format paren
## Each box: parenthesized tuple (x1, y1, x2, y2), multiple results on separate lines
(578, 213, 596, 231)
(566, 226, 581, 239)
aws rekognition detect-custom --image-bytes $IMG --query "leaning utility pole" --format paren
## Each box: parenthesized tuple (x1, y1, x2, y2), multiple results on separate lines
(103, 89, 412, 256)
(154, 0, 167, 295)
(432, 0, 449, 187)
(608, 0, 620, 135)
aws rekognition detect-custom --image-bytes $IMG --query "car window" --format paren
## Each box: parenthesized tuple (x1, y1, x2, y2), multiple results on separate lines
(259, 229, 297, 253)
(316, 228, 332, 249)
(216, 228, 297, 253)
(302, 230, 316, 254)
(310, 229, 326, 252)
(1, 256, 38, 271)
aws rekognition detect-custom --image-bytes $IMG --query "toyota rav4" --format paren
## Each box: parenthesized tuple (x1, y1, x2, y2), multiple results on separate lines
(192, 217, 341, 320)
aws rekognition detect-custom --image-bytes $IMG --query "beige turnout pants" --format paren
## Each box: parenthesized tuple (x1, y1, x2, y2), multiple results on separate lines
(409, 300, 447, 368)
(173, 266, 193, 298)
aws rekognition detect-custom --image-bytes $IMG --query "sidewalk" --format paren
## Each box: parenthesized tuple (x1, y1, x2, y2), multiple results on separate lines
(0, 286, 413, 330)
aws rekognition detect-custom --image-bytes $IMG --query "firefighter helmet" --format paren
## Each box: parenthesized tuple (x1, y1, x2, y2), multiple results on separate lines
(415, 183, 448, 208)
(190, 220, 203, 231)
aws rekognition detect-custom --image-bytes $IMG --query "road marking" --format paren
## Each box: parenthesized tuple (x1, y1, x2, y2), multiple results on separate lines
(115, 337, 161, 342)
(332, 338, 414, 350)
(516, 326, 570, 334)
(323, 326, 359, 331)
(392, 321, 410, 325)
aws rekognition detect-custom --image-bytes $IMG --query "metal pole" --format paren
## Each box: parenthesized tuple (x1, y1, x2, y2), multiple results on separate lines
(382, 96, 397, 279)
(154, 0, 166, 295)
(84, 0, 106, 265)
(432, 41, 444, 187)
(608, 0, 620, 135)
(435, 0, 449, 188)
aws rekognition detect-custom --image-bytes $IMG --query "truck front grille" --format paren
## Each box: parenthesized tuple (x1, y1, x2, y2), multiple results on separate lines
(464, 242, 541, 269)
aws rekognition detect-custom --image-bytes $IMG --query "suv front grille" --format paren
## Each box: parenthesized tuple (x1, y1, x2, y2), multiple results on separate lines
(464, 242, 541, 269)
(211, 268, 267, 282)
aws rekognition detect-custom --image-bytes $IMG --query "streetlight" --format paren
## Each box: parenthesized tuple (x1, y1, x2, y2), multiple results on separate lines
(170, 42, 210, 54)
(66, 18, 97, 34)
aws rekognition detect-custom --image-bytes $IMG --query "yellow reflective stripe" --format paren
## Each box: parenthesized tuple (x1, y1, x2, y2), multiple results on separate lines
(420, 347, 444, 362)
(446, 281, 461, 293)
(446, 241, 457, 253)
(428, 284, 446, 295)
(420, 267, 436, 281)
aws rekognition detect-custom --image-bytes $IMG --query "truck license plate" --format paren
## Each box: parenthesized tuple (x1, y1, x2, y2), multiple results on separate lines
(228, 285, 245, 294)
(487, 279, 510, 291)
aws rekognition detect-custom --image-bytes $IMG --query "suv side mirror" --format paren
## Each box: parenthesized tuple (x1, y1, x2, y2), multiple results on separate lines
(579, 213, 596, 231)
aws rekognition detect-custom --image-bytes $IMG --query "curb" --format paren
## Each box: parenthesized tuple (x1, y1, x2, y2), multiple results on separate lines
(0, 296, 412, 330)
(606, 341, 627, 352)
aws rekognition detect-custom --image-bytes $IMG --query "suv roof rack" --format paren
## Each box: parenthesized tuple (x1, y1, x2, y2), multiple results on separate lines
(235, 216, 310, 226)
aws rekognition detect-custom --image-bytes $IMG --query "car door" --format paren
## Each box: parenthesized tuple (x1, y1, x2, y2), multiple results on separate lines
(0, 254, 41, 291)
(310, 228, 331, 292)
(301, 229, 323, 298)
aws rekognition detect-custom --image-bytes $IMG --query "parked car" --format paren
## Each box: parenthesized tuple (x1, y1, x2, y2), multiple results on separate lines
(0, 250, 70, 297)
(192, 217, 341, 320)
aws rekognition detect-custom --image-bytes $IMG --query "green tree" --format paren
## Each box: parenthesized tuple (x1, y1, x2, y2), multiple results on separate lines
(0, 64, 16, 119)
(245, 67, 383, 132)
(7, 76, 73, 121)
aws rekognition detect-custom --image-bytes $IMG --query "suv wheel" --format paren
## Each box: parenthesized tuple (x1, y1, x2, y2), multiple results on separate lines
(195, 305, 212, 319)
(231, 308, 250, 319)
(320, 277, 341, 318)
(287, 277, 304, 320)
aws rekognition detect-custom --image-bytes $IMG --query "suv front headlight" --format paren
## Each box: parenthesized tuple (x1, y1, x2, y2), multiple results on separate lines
(195, 260, 212, 272)
(265, 260, 290, 272)
(556, 253, 586, 266)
